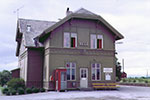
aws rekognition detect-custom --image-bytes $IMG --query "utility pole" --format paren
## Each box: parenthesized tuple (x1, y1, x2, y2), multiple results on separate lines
(146, 69, 148, 78)
(122, 59, 124, 72)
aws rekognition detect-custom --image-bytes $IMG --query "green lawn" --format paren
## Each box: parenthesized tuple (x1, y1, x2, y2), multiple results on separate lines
(0, 86, 3, 91)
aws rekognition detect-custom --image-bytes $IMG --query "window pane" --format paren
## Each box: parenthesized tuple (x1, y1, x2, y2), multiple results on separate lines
(97, 69, 100, 80)
(81, 70, 83, 78)
(97, 35, 103, 39)
(71, 33, 77, 47)
(72, 63, 75, 67)
(64, 32, 70, 48)
(97, 64, 100, 68)
(67, 69, 70, 80)
(92, 64, 95, 68)
(92, 69, 95, 80)
(97, 39, 102, 49)
(91, 34, 96, 49)
(84, 70, 86, 78)
(72, 69, 75, 80)
(71, 37, 75, 47)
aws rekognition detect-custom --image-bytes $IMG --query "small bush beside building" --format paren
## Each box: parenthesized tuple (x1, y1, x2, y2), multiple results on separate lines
(2, 78, 46, 96)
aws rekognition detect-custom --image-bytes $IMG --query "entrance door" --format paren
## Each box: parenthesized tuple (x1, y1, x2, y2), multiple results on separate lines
(80, 68, 88, 88)
(60, 71, 67, 90)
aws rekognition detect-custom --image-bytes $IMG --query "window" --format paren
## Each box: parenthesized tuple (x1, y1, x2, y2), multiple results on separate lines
(64, 32, 77, 48)
(90, 34, 103, 49)
(27, 25, 31, 32)
(66, 62, 76, 80)
(91, 63, 101, 80)
(71, 33, 77, 47)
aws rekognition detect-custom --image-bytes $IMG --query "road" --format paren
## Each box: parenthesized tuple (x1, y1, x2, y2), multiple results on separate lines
(0, 85, 150, 100)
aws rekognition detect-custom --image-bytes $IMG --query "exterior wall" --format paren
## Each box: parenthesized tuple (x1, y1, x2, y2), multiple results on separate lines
(47, 48, 115, 89)
(43, 18, 116, 89)
(18, 36, 28, 82)
(26, 48, 44, 88)
(43, 39, 50, 89)
(49, 19, 115, 50)
(11, 68, 20, 78)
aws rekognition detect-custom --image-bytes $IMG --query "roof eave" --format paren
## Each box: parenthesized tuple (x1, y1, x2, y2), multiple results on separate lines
(39, 13, 124, 41)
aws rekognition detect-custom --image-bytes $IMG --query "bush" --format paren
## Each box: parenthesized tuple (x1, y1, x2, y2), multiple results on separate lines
(6, 91, 10, 96)
(122, 78, 127, 82)
(145, 80, 148, 83)
(2, 87, 8, 94)
(128, 79, 132, 83)
(26, 88, 32, 94)
(133, 79, 136, 83)
(7, 78, 25, 90)
(18, 87, 25, 95)
(32, 88, 39, 93)
(40, 88, 45, 92)
(10, 89, 17, 95)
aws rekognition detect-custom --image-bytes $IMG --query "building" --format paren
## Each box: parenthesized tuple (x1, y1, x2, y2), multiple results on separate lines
(15, 8, 124, 90)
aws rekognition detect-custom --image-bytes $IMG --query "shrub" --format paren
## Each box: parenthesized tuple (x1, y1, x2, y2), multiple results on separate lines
(32, 88, 39, 93)
(18, 87, 25, 95)
(10, 89, 17, 95)
(2, 87, 8, 94)
(40, 88, 45, 92)
(128, 79, 132, 83)
(122, 78, 127, 82)
(7, 78, 25, 90)
(145, 80, 148, 83)
(26, 88, 32, 94)
(6, 91, 10, 96)
(133, 79, 136, 83)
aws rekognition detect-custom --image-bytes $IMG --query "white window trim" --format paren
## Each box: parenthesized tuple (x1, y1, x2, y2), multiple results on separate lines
(66, 62, 76, 81)
(64, 32, 70, 48)
(90, 34, 103, 49)
(80, 68, 88, 79)
(91, 63, 101, 81)
(64, 32, 77, 48)
(27, 25, 31, 32)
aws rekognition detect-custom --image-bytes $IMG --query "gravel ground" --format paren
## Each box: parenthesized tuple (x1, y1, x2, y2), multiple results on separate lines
(0, 85, 150, 100)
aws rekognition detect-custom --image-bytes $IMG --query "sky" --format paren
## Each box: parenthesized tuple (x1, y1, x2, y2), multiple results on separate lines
(0, 0, 150, 77)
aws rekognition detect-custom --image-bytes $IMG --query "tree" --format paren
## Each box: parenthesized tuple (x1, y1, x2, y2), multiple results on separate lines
(116, 62, 122, 81)
(0, 70, 12, 86)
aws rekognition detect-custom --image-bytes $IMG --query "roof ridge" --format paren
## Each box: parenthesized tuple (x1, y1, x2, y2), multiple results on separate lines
(74, 7, 98, 16)
(18, 18, 56, 23)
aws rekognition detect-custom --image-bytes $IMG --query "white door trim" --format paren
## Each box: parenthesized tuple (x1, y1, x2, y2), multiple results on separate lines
(80, 68, 88, 88)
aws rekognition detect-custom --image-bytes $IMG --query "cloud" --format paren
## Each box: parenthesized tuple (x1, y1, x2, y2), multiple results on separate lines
(0, 61, 18, 71)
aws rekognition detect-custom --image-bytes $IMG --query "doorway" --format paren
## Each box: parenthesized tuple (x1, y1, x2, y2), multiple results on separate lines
(80, 68, 88, 88)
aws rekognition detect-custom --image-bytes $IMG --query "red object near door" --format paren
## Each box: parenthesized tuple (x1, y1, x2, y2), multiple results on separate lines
(54, 68, 67, 91)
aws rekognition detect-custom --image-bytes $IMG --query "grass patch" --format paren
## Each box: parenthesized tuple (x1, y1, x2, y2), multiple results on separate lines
(0, 86, 3, 90)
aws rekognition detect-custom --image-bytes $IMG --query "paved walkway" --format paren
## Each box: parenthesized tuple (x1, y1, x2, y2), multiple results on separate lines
(0, 85, 150, 100)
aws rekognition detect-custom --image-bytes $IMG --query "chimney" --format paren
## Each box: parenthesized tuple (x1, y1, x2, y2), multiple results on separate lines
(66, 7, 72, 16)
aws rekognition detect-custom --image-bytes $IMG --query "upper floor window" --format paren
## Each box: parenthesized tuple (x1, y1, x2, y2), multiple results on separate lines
(91, 63, 101, 80)
(26, 25, 31, 32)
(64, 32, 77, 48)
(91, 34, 103, 49)
(66, 62, 76, 81)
